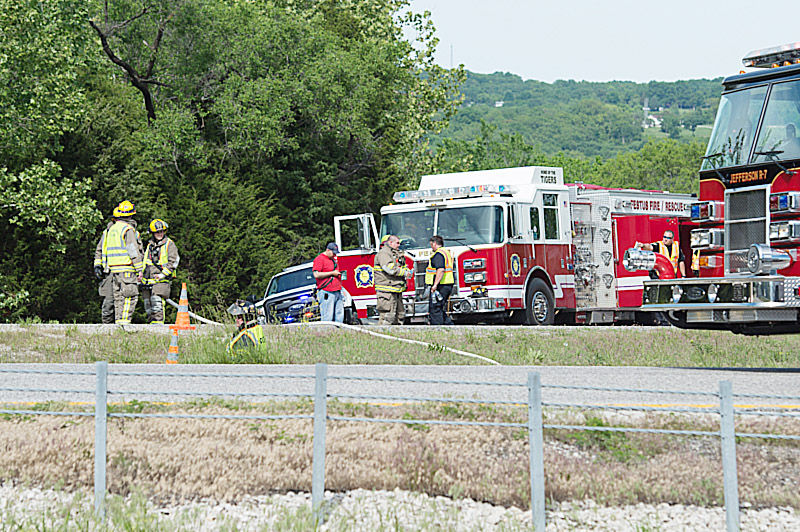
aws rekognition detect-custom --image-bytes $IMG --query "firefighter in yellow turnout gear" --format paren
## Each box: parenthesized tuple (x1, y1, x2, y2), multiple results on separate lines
(141, 219, 181, 324)
(95, 200, 144, 324)
(374, 234, 413, 325)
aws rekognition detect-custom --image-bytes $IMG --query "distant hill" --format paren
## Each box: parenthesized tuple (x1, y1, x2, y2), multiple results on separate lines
(436, 72, 723, 159)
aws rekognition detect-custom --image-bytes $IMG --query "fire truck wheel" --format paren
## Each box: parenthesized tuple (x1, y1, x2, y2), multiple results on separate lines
(525, 279, 554, 326)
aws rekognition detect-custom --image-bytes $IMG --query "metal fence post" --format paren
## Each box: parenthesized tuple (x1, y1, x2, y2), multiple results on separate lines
(94, 361, 108, 517)
(311, 363, 328, 522)
(528, 372, 546, 531)
(719, 380, 740, 532)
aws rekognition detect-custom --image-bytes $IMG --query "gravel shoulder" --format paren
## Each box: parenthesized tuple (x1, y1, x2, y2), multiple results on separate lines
(2, 484, 799, 531)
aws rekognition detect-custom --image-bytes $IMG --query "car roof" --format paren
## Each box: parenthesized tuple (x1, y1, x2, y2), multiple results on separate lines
(279, 261, 313, 275)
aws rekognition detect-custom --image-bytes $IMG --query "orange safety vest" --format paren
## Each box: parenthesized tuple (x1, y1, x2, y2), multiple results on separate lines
(425, 247, 454, 285)
(653, 239, 680, 274)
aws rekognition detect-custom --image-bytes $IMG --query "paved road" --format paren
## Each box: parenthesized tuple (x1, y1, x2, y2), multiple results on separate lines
(0, 364, 798, 408)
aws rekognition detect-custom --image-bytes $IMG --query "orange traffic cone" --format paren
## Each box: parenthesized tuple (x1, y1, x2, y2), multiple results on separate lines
(170, 283, 196, 331)
(166, 328, 179, 364)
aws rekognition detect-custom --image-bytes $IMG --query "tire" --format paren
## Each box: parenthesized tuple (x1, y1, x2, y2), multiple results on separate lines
(525, 278, 555, 326)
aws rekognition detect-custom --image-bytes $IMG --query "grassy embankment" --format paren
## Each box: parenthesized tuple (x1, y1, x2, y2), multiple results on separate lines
(1, 324, 798, 529)
(0, 399, 798, 512)
(2, 324, 800, 367)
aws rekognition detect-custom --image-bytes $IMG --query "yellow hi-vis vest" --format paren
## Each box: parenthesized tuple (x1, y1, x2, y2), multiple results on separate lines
(104, 221, 140, 273)
(425, 247, 454, 285)
(144, 237, 176, 281)
(654, 239, 680, 274)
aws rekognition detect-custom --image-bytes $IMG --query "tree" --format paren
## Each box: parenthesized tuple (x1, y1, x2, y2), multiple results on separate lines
(0, 0, 464, 321)
(0, 0, 102, 320)
(598, 139, 703, 193)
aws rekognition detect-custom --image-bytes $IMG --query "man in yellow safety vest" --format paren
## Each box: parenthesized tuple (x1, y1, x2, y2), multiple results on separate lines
(95, 200, 144, 324)
(635, 230, 686, 277)
(141, 219, 181, 324)
(93, 218, 116, 324)
(425, 235, 454, 325)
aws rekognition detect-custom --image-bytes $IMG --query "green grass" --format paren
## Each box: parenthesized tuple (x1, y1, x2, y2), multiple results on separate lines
(2, 324, 800, 367)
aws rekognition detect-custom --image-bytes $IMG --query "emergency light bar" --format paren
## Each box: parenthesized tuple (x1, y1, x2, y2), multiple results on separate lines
(690, 201, 723, 222)
(392, 184, 516, 203)
(770, 191, 800, 212)
(743, 42, 800, 69)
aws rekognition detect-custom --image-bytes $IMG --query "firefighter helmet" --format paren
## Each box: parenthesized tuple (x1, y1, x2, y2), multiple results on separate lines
(112, 200, 136, 218)
(149, 219, 169, 232)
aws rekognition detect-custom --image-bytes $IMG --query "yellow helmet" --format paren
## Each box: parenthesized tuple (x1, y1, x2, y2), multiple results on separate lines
(112, 200, 136, 218)
(381, 235, 391, 245)
(149, 219, 169, 232)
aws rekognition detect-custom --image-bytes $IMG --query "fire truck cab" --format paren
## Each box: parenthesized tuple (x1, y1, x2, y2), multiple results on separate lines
(635, 42, 800, 334)
(334, 166, 694, 325)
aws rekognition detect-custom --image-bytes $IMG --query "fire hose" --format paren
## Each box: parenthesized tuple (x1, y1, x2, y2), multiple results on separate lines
(164, 298, 223, 325)
(295, 321, 501, 366)
(164, 300, 500, 365)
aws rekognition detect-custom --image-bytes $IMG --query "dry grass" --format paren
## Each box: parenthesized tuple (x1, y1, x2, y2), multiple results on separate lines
(0, 401, 798, 510)
(3, 324, 800, 366)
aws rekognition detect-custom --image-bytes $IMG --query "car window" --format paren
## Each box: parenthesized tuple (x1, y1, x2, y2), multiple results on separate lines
(266, 267, 315, 296)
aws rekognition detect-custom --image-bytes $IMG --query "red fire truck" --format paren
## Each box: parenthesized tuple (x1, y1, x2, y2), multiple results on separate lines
(333, 166, 694, 325)
(632, 42, 800, 335)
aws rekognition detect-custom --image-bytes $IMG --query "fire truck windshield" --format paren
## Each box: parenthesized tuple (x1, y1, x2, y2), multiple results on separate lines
(381, 210, 434, 249)
(701, 85, 767, 171)
(381, 206, 503, 249)
(752, 79, 800, 163)
(437, 206, 503, 246)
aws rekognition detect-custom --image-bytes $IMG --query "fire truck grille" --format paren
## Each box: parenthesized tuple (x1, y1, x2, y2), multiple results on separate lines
(725, 187, 768, 274)
(727, 190, 766, 220)
(728, 220, 767, 250)
(415, 261, 427, 299)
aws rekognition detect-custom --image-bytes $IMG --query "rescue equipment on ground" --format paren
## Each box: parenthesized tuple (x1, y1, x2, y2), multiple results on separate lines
(227, 298, 265, 351)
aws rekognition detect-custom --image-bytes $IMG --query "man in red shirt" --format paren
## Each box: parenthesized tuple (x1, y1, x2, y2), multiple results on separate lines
(313, 242, 344, 322)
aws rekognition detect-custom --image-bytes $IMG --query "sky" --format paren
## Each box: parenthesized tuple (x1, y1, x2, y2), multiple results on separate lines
(408, 0, 800, 83)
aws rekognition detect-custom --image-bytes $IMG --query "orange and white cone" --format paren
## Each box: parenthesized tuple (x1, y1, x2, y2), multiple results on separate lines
(170, 282, 196, 331)
(166, 329, 179, 364)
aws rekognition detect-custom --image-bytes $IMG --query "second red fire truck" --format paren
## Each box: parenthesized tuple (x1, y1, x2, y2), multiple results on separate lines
(632, 42, 800, 335)
(332, 166, 694, 324)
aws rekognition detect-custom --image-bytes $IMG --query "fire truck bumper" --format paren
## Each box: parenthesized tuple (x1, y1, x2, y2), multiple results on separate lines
(448, 296, 508, 314)
(641, 276, 800, 323)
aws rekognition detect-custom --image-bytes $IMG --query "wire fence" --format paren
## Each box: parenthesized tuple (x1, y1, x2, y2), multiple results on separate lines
(0, 362, 798, 532)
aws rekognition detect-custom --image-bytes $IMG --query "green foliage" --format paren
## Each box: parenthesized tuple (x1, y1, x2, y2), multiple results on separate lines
(0, 0, 94, 164)
(436, 72, 720, 159)
(0, 282, 28, 322)
(430, 122, 702, 194)
(0, 0, 463, 322)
